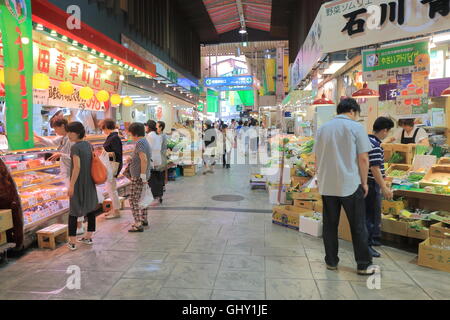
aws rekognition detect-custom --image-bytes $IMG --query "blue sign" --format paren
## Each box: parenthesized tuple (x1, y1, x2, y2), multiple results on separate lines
(213, 86, 253, 92)
(204, 76, 253, 88)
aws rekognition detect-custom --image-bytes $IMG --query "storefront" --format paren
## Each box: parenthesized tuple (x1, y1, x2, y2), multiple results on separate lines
(0, 0, 157, 249)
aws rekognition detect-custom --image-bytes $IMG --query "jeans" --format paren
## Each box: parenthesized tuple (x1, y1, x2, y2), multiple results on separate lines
(322, 185, 372, 269)
(365, 179, 382, 245)
(69, 212, 96, 237)
(105, 178, 120, 212)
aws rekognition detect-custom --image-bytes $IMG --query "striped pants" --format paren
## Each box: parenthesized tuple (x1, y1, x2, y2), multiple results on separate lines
(130, 177, 148, 226)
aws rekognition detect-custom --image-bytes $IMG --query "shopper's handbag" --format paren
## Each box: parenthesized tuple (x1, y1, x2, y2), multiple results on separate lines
(108, 151, 120, 177)
(91, 150, 108, 185)
(138, 183, 154, 209)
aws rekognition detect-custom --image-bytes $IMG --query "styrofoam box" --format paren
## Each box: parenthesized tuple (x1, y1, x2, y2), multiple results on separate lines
(269, 187, 287, 205)
(299, 216, 323, 237)
(263, 166, 291, 184)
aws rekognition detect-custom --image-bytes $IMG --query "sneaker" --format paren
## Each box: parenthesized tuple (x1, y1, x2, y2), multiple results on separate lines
(326, 264, 338, 271)
(67, 243, 77, 251)
(369, 246, 381, 258)
(357, 265, 378, 276)
(77, 238, 93, 245)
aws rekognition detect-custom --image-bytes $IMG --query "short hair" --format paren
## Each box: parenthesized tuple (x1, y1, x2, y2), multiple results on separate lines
(336, 98, 361, 115)
(146, 120, 157, 132)
(67, 121, 85, 139)
(128, 122, 145, 137)
(101, 118, 116, 130)
(398, 118, 415, 127)
(51, 118, 68, 130)
(238, 120, 243, 125)
(231, 119, 235, 122)
(373, 117, 394, 133)
(157, 121, 166, 132)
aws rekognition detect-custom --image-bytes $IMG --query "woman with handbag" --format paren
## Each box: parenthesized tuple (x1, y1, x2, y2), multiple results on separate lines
(101, 119, 123, 219)
(145, 120, 164, 205)
(66, 122, 99, 251)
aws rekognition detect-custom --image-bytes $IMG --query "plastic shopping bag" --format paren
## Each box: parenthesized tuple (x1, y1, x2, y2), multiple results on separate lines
(99, 151, 114, 181)
(96, 186, 105, 204)
(139, 183, 154, 209)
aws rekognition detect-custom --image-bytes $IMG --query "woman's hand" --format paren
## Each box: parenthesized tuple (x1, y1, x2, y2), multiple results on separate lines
(68, 185, 74, 198)
(48, 152, 62, 161)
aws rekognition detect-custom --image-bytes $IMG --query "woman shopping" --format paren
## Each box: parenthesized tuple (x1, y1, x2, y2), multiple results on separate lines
(66, 122, 99, 251)
(146, 120, 164, 205)
(157, 121, 168, 193)
(101, 119, 123, 219)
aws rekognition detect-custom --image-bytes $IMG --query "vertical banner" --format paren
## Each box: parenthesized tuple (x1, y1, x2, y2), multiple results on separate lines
(275, 48, 285, 104)
(0, 0, 34, 150)
(265, 59, 275, 94)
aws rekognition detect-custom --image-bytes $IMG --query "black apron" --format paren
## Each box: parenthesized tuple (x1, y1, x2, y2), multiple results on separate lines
(401, 128, 419, 144)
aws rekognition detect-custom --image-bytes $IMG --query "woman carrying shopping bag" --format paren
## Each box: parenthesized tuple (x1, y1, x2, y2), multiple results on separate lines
(101, 119, 123, 219)
(146, 120, 164, 205)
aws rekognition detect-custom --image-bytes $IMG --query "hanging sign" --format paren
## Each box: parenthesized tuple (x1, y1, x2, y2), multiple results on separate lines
(0, 0, 34, 150)
(362, 41, 430, 81)
(204, 76, 253, 87)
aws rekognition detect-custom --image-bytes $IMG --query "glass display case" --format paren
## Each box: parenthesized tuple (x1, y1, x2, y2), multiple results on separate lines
(0, 135, 134, 249)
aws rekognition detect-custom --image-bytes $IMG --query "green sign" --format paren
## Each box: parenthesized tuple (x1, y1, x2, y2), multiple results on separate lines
(167, 69, 178, 83)
(363, 41, 429, 72)
(197, 102, 204, 112)
(0, 0, 34, 150)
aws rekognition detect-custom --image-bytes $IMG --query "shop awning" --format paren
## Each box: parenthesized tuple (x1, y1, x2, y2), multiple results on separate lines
(31, 0, 156, 77)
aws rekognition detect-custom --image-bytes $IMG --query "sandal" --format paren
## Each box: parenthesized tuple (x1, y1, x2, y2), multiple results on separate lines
(128, 225, 144, 232)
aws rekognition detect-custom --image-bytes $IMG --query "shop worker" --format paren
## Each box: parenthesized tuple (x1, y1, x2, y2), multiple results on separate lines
(366, 117, 395, 258)
(314, 98, 376, 276)
(386, 118, 429, 146)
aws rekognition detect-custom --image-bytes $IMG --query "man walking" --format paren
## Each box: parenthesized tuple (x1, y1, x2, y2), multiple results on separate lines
(314, 98, 375, 275)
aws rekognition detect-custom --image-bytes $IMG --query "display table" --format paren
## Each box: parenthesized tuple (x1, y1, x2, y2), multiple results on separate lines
(393, 189, 450, 212)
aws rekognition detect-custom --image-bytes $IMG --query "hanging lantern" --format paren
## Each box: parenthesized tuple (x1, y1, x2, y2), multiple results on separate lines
(0, 69, 4, 84)
(59, 81, 74, 95)
(122, 96, 133, 107)
(110, 94, 122, 105)
(79, 86, 94, 100)
(352, 82, 379, 99)
(96, 90, 110, 102)
(313, 94, 334, 106)
(32, 73, 50, 90)
(441, 86, 450, 97)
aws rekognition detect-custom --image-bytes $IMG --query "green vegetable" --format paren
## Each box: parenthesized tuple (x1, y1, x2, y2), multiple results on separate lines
(432, 179, 443, 183)
(283, 138, 290, 145)
(415, 145, 429, 156)
(408, 174, 424, 182)
(389, 152, 404, 164)
(389, 170, 407, 177)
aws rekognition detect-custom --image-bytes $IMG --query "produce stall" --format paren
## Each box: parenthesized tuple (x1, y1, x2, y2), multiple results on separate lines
(0, 135, 134, 249)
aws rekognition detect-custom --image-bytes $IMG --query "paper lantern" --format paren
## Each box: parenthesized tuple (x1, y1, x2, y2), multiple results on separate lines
(0, 69, 4, 84)
(110, 94, 122, 105)
(96, 90, 110, 102)
(122, 96, 133, 107)
(32, 73, 50, 90)
(79, 86, 94, 100)
(59, 81, 74, 95)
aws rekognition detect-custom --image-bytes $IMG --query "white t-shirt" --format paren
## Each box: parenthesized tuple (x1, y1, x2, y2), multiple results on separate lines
(145, 131, 162, 167)
(393, 127, 428, 144)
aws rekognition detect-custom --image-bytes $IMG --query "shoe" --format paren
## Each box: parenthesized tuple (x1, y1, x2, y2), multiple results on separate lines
(371, 239, 382, 247)
(357, 265, 378, 276)
(128, 225, 144, 232)
(77, 238, 93, 245)
(76, 227, 85, 235)
(150, 199, 160, 206)
(369, 246, 381, 258)
(142, 221, 149, 227)
(159, 198, 163, 204)
(326, 264, 338, 271)
(226, 164, 230, 169)
(67, 243, 77, 251)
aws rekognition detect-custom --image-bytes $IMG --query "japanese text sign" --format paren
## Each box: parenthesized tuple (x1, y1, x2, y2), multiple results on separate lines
(204, 76, 253, 88)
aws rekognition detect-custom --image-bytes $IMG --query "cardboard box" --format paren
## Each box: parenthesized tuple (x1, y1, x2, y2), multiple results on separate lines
(294, 200, 315, 210)
(338, 209, 352, 242)
(382, 200, 406, 215)
(291, 189, 321, 201)
(183, 171, 196, 177)
(291, 176, 311, 187)
(299, 216, 323, 237)
(0, 209, 13, 233)
(407, 221, 430, 240)
(272, 205, 314, 230)
(430, 222, 450, 246)
(381, 215, 410, 236)
(418, 238, 450, 273)
(0, 231, 7, 246)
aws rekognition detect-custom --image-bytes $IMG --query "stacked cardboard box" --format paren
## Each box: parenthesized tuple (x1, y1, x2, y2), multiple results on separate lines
(272, 205, 314, 230)
(429, 222, 450, 247)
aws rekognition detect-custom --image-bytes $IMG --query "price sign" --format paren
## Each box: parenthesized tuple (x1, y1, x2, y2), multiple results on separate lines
(28, 197, 37, 207)
(17, 163, 27, 171)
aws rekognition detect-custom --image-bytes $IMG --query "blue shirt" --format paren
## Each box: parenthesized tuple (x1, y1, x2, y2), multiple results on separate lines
(313, 115, 372, 197)
(368, 135, 385, 181)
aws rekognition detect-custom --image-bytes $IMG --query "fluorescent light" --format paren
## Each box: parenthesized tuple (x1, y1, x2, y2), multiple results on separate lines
(433, 33, 450, 43)
(106, 69, 113, 76)
(21, 37, 30, 45)
(323, 62, 346, 74)
(239, 28, 247, 34)
(119, 75, 125, 81)
(36, 24, 44, 31)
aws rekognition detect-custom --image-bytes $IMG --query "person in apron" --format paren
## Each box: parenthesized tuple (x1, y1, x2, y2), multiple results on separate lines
(386, 118, 430, 146)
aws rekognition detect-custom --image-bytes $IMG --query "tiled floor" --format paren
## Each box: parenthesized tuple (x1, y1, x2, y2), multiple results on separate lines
(0, 165, 449, 300)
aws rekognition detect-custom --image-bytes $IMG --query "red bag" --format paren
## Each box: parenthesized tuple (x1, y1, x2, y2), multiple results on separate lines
(91, 152, 107, 185)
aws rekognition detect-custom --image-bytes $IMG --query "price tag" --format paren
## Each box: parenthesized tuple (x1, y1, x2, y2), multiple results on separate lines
(56, 191, 63, 198)
(28, 197, 37, 207)
(42, 193, 51, 201)
(17, 163, 27, 171)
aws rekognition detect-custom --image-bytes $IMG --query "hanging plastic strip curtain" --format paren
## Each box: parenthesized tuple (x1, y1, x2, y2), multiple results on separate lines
(237, 90, 254, 106)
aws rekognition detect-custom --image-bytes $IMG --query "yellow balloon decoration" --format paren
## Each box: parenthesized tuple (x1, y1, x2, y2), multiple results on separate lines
(96, 90, 110, 102)
(0, 69, 4, 84)
(32, 73, 50, 90)
(110, 94, 122, 105)
(79, 87, 94, 100)
(122, 96, 133, 107)
(59, 81, 74, 95)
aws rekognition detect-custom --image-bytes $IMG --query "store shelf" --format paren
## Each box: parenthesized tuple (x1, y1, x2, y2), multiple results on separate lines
(24, 206, 69, 231)
(22, 196, 68, 211)
(10, 164, 59, 175)
(393, 189, 450, 201)
(18, 178, 65, 192)
(0, 146, 57, 155)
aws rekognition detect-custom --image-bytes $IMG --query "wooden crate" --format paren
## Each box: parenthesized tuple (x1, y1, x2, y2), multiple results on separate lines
(385, 164, 411, 181)
(383, 143, 416, 164)
(420, 165, 450, 187)
(438, 157, 450, 165)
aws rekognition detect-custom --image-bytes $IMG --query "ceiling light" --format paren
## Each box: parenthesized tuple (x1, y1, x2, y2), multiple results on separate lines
(82, 45, 88, 51)
(21, 37, 30, 45)
(119, 75, 125, 81)
(72, 40, 78, 46)
(106, 69, 113, 76)
(36, 24, 44, 31)
(61, 35, 68, 42)
(433, 33, 450, 43)
(352, 82, 380, 99)
(50, 30, 57, 37)
(323, 62, 346, 75)
(313, 94, 334, 106)
(99, 52, 105, 58)
(239, 28, 247, 34)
